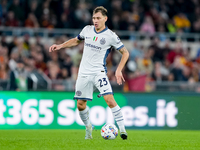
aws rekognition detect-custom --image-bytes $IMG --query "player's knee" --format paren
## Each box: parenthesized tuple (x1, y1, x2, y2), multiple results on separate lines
(77, 100, 87, 111)
(104, 95, 117, 108)
(105, 99, 117, 108)
(77, 103, 86, 111)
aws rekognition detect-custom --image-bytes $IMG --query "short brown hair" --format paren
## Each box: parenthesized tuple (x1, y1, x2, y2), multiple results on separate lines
(93, 6, 108, 16)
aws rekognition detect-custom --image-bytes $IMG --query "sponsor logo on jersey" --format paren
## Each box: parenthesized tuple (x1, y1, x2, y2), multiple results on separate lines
(93, 36, 98, 41)
(100, 38, 106, 45)
(85, 42, 102, 50)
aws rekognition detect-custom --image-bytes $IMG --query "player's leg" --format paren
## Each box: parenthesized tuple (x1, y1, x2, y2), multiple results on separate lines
(103, 94, 128, 140)
(77, 99, 93, 139)
(74, 75, 94, 139)
(94, 73, 127, 140)
(77, 100, 91, 127)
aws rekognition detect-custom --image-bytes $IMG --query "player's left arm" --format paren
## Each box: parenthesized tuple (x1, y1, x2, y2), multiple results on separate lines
(115, 46, 129, 85)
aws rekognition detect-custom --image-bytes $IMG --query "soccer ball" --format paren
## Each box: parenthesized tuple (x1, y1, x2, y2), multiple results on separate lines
(101, 123, 118, 140)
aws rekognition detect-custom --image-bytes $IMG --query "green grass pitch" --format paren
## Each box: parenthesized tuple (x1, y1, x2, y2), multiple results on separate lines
(0, 130, 200, 150)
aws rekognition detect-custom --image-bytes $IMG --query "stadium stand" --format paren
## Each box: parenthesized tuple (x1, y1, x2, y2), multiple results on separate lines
(0, 0, 200, 92)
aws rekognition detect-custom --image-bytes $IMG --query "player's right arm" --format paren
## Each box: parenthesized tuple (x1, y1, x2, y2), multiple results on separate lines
(49, 37, 82, 52)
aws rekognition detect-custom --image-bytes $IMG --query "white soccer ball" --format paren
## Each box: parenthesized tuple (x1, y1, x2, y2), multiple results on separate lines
(101, 123, 118, 140)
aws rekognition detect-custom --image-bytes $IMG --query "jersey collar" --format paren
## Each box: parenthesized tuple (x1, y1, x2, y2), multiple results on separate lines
(94, 26, 108, 34)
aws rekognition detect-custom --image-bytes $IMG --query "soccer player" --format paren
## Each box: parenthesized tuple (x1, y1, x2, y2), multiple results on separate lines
(49, 6, 129, 140)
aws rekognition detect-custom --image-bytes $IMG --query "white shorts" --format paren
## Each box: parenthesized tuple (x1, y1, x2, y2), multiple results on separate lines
(74, 73, 113, 101)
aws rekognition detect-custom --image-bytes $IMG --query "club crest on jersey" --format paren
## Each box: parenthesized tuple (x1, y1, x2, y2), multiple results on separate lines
(76, 90, 82, 96)
(100, 38, 106, 45)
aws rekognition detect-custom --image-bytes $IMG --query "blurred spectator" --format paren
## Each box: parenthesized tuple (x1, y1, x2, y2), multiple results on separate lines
(0, 34, 8, 48)
(111, 0, 123, 17)
(128, 24, 136, 41)
(180, 66, 191, 81)
(12, 41, 29, 58)
(40, 1, 56, 29)
(162, 40, 171, 60)
(8, 50, 19, 71)
(190, 65, 200, 82)
(129, 3, 141, 29)
(23, 34, 30, 50)
(57, 0, 72, 28)
(149, 37, 164, 62)
(35, 35, 44, 48)
(60, 12, 71, 28)
(49, 51, 59, 64)
(170, 57, 183, 81)
(35, 52, 47, 73)
(158, 25, 167, 41)
(167, 73, 175, 82)
(147, 7, 160, 26)
(35, 35, 49, 63)
(107, 68, 116, 82)
(30, 44, 38, 59)
(0, 63, 8, 80)
(130, 41, 143, 61)
(61, 0, 71, 16)
(167, 19, 177, 33)
(119, 11, 129, 30)
(40, 13, 54, 28)
(159, 3, 169, 21)
(137, 50, 154, 75)
(72, 43, 83, 67)
(196, 46, 200, 58)
(8, 0, 24, 23)
(5, 11, 19, 27)
(0, 44, 8, 65)
(0, 44, 9, 80)
(24, 56, 35, 70)
(57, 68, 69, 79)
(9, 58, 29, 91)
(166, 0, 177, 18)
(180, 47, 193, 68)
(28, 0, 42, 20)
(140, 16, 155, 35)
(167, 41, 183, 64)
(60, 54, 73, 78)
(152, 61, 169, 82)
(47, 61, 61, 80)
(193, 18, 200, 33)
(25, 13, 39, 28)
(170, 56, 192, 81)
(193, 5, 200, 22)
(74, 3, 91, 28)
(111, 14, 120, 30)
(0, 0, 9, 25)
(8, 36, 18, 56)
(173, 13, 191, 32)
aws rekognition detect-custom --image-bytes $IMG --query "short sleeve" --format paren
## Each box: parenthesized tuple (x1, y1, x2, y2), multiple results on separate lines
(77, 26, 88, 41)
(111, 33, 124, 50)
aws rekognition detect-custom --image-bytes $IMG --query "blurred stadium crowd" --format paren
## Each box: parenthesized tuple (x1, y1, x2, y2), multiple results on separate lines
(0, 0, 200, 92)
(0, 0, 200, 33)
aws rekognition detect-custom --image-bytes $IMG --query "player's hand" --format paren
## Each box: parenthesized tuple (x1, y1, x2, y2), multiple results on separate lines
(115, 70, 125, 85)
(49, 44, 61, 52)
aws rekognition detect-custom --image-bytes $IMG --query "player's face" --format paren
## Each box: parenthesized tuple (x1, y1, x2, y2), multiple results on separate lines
(92, 12, 107, 31)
